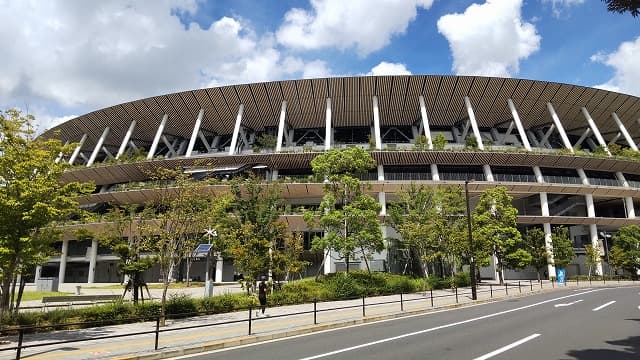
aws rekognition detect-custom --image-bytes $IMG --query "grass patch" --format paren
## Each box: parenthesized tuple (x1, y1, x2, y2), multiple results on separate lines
(20, 291, 72, 301)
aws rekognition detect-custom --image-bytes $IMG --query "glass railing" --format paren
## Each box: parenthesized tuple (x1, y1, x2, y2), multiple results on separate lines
(439, 172, 486, 181)
(492, 173, 538, 183)
(543, 175, 582, 185)
(385, 172, 432, 181)
(587, 177, 622, 187)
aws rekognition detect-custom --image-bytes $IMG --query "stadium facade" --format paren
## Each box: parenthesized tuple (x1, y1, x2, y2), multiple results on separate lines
(36, 75, 640, 285)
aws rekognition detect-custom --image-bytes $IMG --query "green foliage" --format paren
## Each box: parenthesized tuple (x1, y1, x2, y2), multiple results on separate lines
(325, 273, 364, 299)
(583, 243, 602, 278)
(602, 0, 640, 17)
(464, 135, 478, 149)
(432, 134, 447, 150)
(524, 228, 549, 279)
(550, 226, 575, 269)
(414, 135, 428, 150)
(166, 294, 198, 318)
(610, 225, 640, 275)
(133, 302, 162, 319)
(80, 302, 134, 325)
(269, 280, 332, 304)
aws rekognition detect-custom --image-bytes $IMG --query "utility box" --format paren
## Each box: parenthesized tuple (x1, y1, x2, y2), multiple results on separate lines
(36, 277, 59, 292)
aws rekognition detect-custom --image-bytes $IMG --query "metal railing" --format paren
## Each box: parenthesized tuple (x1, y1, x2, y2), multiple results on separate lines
(0, 277, 634, 360)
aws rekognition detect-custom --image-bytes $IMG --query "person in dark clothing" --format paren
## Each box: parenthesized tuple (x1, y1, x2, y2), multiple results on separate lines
(257, 276, 268, 317)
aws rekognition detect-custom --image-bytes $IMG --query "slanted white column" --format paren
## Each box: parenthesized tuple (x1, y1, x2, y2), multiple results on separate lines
(69, 134, 88, 165)
(325, 98, 332, 150)
(419, 96, 433, 149)
(116, 120, 137, 159)
(612, 113, 638, 151)
(214, 253, 224, 283)
(87, 127, 110, 167)
(577, 169, 603, 276)
(616, 172, 636, 219)
(431, 164, 440, 181)
(508, 99, 531, 151)
(186, 109, 205, 157)
(148, 114, 168, 160)
(372, 96, 382, 150)
(546, 102, 573, 152)
(87, 239, 98, 283)
(276, 101, 287, 152)
(58, 240, 69, 284)
(581, 107, 610, 155)
(229, 104, 244, 155)
(378, 165, 386, 215)
(464, 97, 483, 150)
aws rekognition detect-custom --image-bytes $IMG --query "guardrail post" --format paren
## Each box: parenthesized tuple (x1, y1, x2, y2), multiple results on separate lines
(362, 296, 366, 317)
(576, 277, 579, 287)
(603, 275, 605, 285)
(16, 328, 24, 360)
(248, 306, 253, 335)
(455, 287, 458, 303)
(154, 316, 160, 350)
(490, 284, 493, 298)
(518, 281, 521, 293)
(430, 289, 434, 307)
(530, 279, 533, 291)
(540, 280, 543, 289)
(313, 300, 317, 324)
(400, 293, 404, 311)
(505, 283, 508, 295)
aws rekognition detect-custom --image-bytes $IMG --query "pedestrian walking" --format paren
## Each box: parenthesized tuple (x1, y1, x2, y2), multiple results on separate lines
(257, 276, 268, 317)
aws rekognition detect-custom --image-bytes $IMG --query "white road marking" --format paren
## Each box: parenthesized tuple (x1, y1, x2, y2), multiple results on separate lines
(592, 301, 616, 312)
(554, 299, 583, 307)
(472, 333, 541, 360)
(296, 290, 602, 360)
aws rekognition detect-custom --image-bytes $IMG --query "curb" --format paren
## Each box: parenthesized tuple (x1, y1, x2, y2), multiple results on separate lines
(113, 286, 564, 360)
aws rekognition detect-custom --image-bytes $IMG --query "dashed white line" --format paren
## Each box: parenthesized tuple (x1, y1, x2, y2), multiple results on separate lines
(473, 333, 541, 360)
(592, 301, 616, 312)
(554, 299, 583, 307)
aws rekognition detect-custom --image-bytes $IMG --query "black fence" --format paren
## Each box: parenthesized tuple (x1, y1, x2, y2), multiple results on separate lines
(0, 277, 634, 360)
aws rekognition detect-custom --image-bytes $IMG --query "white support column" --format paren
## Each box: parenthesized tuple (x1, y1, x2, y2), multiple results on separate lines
(325, 98, 332, 151)
(276, 101, 287, 152)
(430, 164, 440, 181)
(186, 109, 205, 157)
(483, 164, 494, 182)
(497, 121, 515, 146)
(87, 127, 110, 167)
(161, 135, 177, 157)
(612, 113, 638, 151)
(574, 128, 591, 148)
(58, 239, 68, 284)
(540, 125, 557, 147)
(581, 107, 611, 155)
(34, 265, 42, 282)
(616, 172, 636, 219)
(464, 97, 483, 150)
(546, 102, 573, 152)
(69, 134, 87, 165)
(214, 253, 224, 283)
(148, 114, 168, 160)
(378, 165, 386, 216)
(577, 168, 603, 276)
(419, 95, 433, 149)
(101, 146, 114, 160)
(508, 99, 531, 151)
(372, 96, 382, 150)
(116, 120, 137, 159)
(229, 105, 244, 155)
(55, 141, 69, 163)
(87, 238, 98, 283)
(271, 169, 279, 181)
(198, 131, 212, 153)
(533, 162, 556, 278)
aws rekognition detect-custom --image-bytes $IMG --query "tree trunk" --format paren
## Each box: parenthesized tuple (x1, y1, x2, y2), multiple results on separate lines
(0, 275, 13, 318)
(360, 247, 371, 274)
(345, 253, 350, 273)
(185, 257, 192, 287)
(497, 261, 504, 286)
(9, 275, 17, 313)
(15, 276, 26, 313)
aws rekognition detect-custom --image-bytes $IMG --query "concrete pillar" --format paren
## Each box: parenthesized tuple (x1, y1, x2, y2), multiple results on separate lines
(373, 96, 382, 150)
(34, 265, 42, 282)
(581, 107, 610, 155)
(430, 164, 440, 181)
(87, 239, 98, 283)
(116, 120, 137, 159)
(276, 101, 287, 152)
(464, 97, 484, 150)
(546, 102, 573, 152)
(229, 104, 244, 155)
(577, 169, 603, 276)
(509, 99, 532, 151)
(58, 239, 68, 284)
(186, 109, 205, 157)
(147, 114, 168, 160)
(68, 134, 87, 165)
(87, 127, 110, 167)
(612, 113, 638, 151)
(325, 98, 332, 151)
(419, 95, 433, 149)
(215, 253, 224, 283)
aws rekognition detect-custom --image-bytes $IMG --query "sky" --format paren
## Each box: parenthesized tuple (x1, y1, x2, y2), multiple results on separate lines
(0, 0, 638, 133)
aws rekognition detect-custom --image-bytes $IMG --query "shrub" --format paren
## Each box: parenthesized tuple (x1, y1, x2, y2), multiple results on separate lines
(133, 302, 162, 320)
(81, 302, 133, 325)
(324, 273, 364, 299)
(166, 294, 198, 318)
(270, 279, 332, 305)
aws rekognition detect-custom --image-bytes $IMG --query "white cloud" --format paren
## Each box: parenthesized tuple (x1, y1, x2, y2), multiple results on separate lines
(436, 0, 541, 77)
(542, 0, 585, 18)
(367, 62, 412, 76)
(0, 1, 328, 131)
(276, 0, 434, 56)
(591, 36, 640, 97)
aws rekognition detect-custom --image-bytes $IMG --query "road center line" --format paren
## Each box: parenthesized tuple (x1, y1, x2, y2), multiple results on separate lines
(592, 301, 616, 311)
(297, 289, 603, 360)
(472, 333, 541, 360)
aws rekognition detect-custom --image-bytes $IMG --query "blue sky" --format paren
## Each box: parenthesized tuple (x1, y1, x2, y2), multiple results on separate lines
(0, 0, 638, 132)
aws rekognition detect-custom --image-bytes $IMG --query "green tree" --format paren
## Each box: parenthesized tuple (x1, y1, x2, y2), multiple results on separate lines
(473, 186, 530, 285)
(602, 0, 640, 17)
(610, 225, 640, 276)
(584, 243, 602, 279)
(432, 134, 447, 150)
(524, 228, 549, 282)
(0, 109, 94, 316)
(271, 232, 308, 281)
(304, 147, 382, 274)
(550, 226, 575, 273)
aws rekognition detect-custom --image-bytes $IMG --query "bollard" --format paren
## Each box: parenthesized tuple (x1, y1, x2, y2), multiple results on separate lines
(490, 284, 493, 298)
(430, 289, 434, 307)
(518, 281, 522, 293)
(603, 275, 606, 285)
(530, 279, 533, 291)
(505, 283, 508, 295)
(248, 306, 253, 335)
(314, 300, 317, 324)
(400, 293, 404, 311)
(16, 328, 24, 360)
(155, 316, 160, 350)
(455, 287, 458, 303)
(540, 279, 543, 290)
(362, 296, 366, 317)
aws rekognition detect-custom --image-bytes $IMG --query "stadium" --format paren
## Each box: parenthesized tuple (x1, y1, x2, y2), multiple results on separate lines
(36, 75, 640, 285)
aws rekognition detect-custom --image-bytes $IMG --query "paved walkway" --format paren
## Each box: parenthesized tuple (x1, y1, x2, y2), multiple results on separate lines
(0, 279, 635, 360)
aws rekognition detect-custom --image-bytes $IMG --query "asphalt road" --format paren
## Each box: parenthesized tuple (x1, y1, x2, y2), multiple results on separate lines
(172, 286, 640, 360)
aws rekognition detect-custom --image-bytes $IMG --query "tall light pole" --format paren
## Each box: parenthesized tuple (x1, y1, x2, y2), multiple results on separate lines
(465, 180, 478, 300)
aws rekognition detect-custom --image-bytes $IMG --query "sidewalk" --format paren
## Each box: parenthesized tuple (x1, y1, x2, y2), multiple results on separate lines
(1, 280, 634, 360)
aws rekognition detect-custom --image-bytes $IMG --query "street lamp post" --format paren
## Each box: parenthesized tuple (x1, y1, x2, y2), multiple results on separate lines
(465, 180, 478, 300)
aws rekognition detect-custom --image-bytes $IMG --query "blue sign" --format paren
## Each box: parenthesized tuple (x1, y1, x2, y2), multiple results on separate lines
(556, 268, 566, 285)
